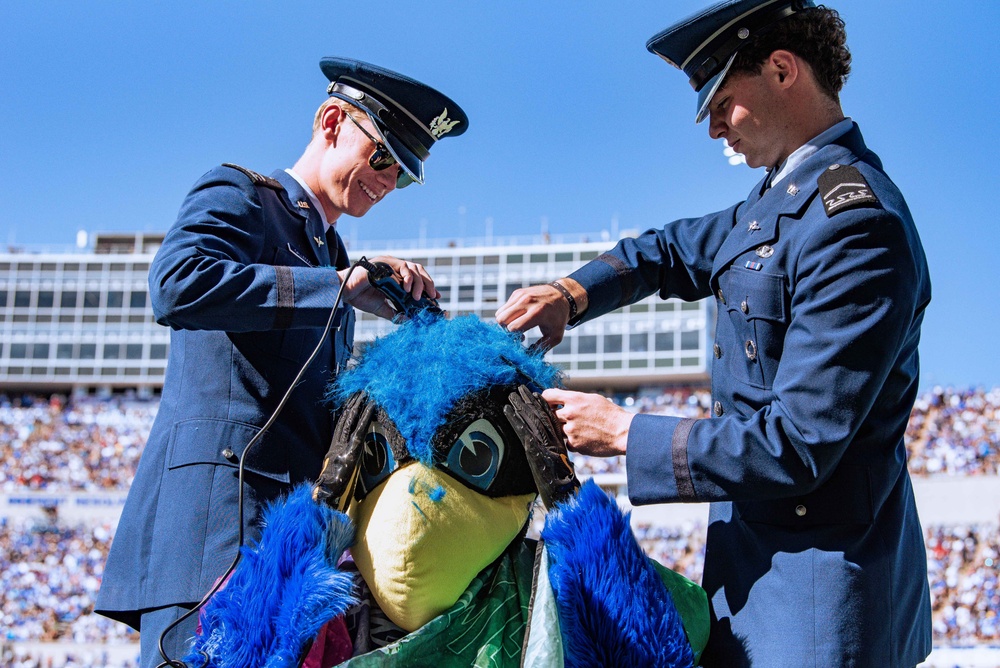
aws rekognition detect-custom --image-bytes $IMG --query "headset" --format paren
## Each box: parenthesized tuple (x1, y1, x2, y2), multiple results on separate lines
(155, 257, 440, 668)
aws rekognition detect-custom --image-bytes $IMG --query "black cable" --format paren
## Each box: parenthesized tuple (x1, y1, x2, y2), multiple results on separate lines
(155, 259, 364, 668)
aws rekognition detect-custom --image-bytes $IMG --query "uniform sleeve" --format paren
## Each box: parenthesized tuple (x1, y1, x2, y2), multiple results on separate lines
(566, 203, 740, 325)
(626, 205, 924, 505)
(149, 167, 343, 332)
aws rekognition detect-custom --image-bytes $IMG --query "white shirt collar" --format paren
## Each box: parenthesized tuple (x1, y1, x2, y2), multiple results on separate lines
(768, 117, 854, 188)
(284, 169, 330, 231)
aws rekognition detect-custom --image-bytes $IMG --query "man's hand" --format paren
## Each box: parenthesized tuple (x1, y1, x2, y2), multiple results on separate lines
(339, 255, 438, 320)
(541, 388, 633, 457)
(495, 279, 587, 350)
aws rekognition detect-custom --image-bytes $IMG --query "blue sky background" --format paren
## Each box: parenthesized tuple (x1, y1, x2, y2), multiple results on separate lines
(2, 1, 997, 388)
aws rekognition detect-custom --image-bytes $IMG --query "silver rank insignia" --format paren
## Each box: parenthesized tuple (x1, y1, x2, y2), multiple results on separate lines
(748, 220, 761, 232)
(314, 236, 324, 247)
(429, 108, 461, 138)
(297, 200, 310, 209)
(755, 245, 774, 258)
(786, 183, 799, 196)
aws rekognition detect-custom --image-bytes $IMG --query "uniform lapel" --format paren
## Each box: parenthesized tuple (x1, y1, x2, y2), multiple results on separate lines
(272, 170, 332, 267)
(710, 136, 862, 281)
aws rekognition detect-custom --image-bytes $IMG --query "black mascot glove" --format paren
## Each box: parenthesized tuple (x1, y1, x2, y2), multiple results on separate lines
(313, 392, 376, 509)
(504, 385, 581, 509)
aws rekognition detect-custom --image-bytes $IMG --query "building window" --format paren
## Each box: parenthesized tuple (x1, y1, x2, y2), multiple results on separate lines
(655, 333, 675, 351)
(150, 344, 168, 359)
(126, 344, 143, 360)
(57, 343, 74, 359)
(581, 251, 599, 261)
(104, 344, 121, 359)
(10, 343, 27, 359)
(130, 291, 147, 308)
(603, 335, 622, 354)
(14, 291, 31, 307)
(32, 344, 49, 359)
(61, 291, 77, 308)
(79, 344, 96, 360)
(107, 291, 124, 308)
(629, 333, 649, 353)
(507, 254, 523, 264)
(458, 286, 475, 302)
(680, 331, 699, 351)
(0, 291, 6, 307)
(577, 335, 597, 354)
(37, 291, 54, 308)
(530, 253, 548, 264)
(555, 252, 573, 262)
(84, 291, 101, 308)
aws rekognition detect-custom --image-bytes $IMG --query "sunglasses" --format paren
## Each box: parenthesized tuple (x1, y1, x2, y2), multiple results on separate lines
(344, 112, 414, 188)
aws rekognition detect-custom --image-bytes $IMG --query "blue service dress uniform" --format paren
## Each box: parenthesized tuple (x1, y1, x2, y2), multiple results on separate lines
(567, 124, 932, 666)
(96, 165, 355, 630)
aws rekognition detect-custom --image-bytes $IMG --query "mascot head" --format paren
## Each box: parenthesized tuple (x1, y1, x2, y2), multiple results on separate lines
(323, 314, 561, 631)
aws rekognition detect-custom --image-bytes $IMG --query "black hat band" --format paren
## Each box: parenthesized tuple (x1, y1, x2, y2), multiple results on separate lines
(328, 82, 432, 161)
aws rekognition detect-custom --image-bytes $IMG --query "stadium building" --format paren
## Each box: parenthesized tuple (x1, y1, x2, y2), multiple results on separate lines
(0, 231, 713, 395)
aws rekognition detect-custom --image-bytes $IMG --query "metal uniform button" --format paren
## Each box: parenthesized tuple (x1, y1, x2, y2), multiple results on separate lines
(795, 504, 807, 517)
(740, 300, 749, 314)
(713, 343, 722, 359)
(745, 340, 758, 361)
(717, 288, 726, 305)
(221, 448, 235, 460)
(714, 401, 724, 416)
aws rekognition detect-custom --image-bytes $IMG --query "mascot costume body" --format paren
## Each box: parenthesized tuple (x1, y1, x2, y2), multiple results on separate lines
(184, 313, 709, 667)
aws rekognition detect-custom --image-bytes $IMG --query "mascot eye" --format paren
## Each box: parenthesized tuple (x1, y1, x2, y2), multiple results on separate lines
(442, 419, 505, 492)
(357, 426, 397, 498)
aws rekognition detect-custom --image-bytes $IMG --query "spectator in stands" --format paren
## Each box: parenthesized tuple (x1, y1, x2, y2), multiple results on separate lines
(94, 60, 467, 667)
(497, 1, 932, 664)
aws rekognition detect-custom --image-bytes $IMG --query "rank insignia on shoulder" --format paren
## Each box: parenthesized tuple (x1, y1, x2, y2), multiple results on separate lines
(222, 163, 284, 191)
(817, 164, 880, 217)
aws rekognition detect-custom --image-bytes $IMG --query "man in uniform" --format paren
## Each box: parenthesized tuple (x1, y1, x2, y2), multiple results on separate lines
(95, 58, 468, 667)
(496, 1, 932, 665)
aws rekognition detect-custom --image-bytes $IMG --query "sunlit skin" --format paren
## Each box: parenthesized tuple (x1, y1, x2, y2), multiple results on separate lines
(292, 103, 439, 319)
(707, 50, 845, 169)
(495, 50, 846, 458)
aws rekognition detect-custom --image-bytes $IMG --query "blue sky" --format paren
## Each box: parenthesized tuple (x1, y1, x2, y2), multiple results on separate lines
(2, 1, 997, 388)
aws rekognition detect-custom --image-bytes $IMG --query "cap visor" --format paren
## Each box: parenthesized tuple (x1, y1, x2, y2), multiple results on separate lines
(695, 52, 737, 124)
(363, 111, 424, 186)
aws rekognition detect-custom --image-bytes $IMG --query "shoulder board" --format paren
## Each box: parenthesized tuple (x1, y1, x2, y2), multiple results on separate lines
(221, 163, 284, 191)
(817, 163, 880, 217)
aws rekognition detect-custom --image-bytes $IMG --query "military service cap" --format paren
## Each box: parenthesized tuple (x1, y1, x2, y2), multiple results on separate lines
(320, 57, 468, 187)
(646, 0, 815, 123)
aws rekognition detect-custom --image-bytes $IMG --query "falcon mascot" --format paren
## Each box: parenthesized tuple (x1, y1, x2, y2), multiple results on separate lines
(184, 313, 709, 667)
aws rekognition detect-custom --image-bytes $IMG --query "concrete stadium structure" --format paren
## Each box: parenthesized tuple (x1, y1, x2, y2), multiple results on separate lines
(0, 231, 713, 394)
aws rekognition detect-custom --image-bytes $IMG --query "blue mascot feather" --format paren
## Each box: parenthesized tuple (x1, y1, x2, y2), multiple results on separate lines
(543, 479, 695, 668)
(184, 485, 356, 668)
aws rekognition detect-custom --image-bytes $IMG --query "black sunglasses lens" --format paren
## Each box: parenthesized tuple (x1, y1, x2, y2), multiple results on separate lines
(369, 146, 396, 171)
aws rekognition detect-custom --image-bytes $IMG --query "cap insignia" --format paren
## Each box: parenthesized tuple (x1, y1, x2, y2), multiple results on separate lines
(429, 108, 461, 138)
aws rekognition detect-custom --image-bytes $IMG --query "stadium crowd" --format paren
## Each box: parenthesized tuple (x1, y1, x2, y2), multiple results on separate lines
(1, 386, 998, 653)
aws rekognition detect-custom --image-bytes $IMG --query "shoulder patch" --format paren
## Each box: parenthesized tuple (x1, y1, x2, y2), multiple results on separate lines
(817, 163, 880, 217)
(221, 163, 284, 191)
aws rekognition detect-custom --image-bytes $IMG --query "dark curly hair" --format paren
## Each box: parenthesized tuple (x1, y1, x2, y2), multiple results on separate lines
(729, 6, 851, 101)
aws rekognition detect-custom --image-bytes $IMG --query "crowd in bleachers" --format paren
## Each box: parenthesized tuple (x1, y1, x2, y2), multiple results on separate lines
(0, 394, 153, 492)
(0, 513, 133, 645)
(2, 386, 997, 489)
(1, 386, 999, 654)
